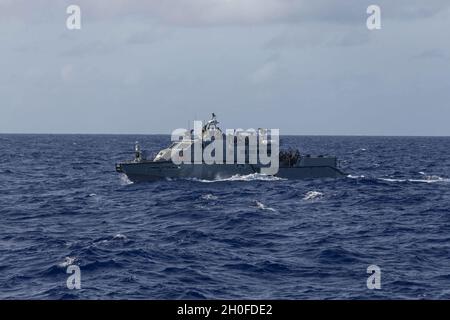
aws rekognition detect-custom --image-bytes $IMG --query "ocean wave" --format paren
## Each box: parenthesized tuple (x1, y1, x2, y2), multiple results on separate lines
(93, 234, 128, 246)
(379, 175, 449, 184)
(303, 191, 324, 201)
(347, 173, 449, 184)
(201, 194, 218, 200)
(113, 233, 128, 240)
(253, 200, 276, 212)
(58, 256, 77, 268)
(4, 134, 450, 300)
(193, 173, 286, 183)
(119, 174, 133, 185)
(81, 259, 123, 271)
(317, 247, 364, 264)
(347, 174, 365, 179)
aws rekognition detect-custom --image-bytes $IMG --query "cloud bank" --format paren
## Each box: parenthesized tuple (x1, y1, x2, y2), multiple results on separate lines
(2, 0, 450, 26)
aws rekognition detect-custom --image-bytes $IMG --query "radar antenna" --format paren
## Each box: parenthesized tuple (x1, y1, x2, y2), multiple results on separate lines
(205, 113, 220, 130)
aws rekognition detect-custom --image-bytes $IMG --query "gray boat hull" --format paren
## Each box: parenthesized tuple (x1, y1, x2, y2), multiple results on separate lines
(116, 157, 345, 182)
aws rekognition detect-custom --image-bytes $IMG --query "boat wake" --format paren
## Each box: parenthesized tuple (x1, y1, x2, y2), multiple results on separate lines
(193, 173, 286, 183)
(119, 174, 133, 185)
(347, 173, 449, 184)
(378, 175, 449, 184)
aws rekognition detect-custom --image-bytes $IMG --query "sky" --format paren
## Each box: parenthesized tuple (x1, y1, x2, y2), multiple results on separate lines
(1, 0, 450, 135)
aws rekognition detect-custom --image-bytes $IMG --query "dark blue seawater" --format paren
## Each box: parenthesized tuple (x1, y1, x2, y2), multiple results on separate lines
(0, 134, 449, 299)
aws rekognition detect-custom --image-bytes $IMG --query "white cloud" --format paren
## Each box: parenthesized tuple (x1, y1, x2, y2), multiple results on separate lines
(249, 57, 279, 84)
(2, 0, 449, 26)
(60, 64, 73, 82)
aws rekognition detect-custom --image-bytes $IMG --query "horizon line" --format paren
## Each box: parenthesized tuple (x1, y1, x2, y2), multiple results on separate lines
(1, 132, 449, 138)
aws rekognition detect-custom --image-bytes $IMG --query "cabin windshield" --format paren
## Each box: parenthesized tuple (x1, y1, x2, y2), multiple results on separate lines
(170, 141, 192, 150)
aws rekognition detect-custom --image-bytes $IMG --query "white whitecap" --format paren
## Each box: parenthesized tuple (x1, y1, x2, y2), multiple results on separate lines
(201, 194, 218, 200)
(193, 173, 285, 183)
(303, 191, 324, 201)
(254, 200, 276, 212)
(119, 174, 133, 185)
(113, 233, 127, 240)
(379, 175, 449, 184)
(409, 175, 449, 183)
(379, 178, 406, 182)
(347, 174, 365, 179)
(59, 256, 76, 268)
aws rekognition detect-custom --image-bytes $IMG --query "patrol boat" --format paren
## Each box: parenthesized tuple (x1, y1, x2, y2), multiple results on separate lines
(115, 114, 345, 182)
